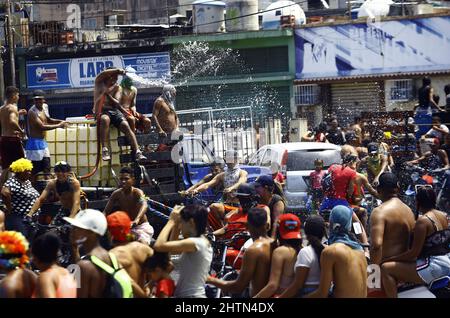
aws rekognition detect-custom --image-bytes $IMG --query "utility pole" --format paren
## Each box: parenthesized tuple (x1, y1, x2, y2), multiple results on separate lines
(6, 0, 16, 86)
(0, 48, 4, 101)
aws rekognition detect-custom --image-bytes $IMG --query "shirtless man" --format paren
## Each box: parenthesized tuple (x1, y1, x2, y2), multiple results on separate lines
(26, 90, 67, 178)
(307, 205, 367, 298)
(28, 161, 81, 221)
(193, 151, 248, 230)
(0, 231, 37, 298)
(120, 76, 151, 134)
(107, 211, 154, 298)
(104, 167, 154, 245)
(152, 85, 179, 143)
(0, 86, 26, 188)
(370, 172, 415, 265)
(64, 209, 133, 298)
(207, 207, 274, 297)
(93, 68, 145, 161)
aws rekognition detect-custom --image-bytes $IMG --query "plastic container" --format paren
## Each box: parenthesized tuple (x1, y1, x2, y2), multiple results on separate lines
(46, 121, 125, 186)
(226, 0, 259, 32)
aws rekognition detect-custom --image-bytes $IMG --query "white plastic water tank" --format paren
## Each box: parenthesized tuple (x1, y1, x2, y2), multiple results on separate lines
(193, 0, 226, 34)
(262, 0, 306, 30)
(226, 0, 259, 32)
(357, 0, 393, 18)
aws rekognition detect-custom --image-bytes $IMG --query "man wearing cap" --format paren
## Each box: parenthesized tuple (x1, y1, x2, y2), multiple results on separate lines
(405, 137, 449, 170)
(28, 161, 81, 221)
(255, 214, 302, 298)
(254, 175, 285, 238)
(207, 207, 274, 297)
(120, 76, 151, 134)
(370, 172, 415, 266)
(357, 142, 388, 186)
(107, 211, 154, 297)
(64, 209, 133, 298)
(26, 90, 68, 178)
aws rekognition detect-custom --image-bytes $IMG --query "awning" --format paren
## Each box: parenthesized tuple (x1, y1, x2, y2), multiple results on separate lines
(294, 69, 450, 84)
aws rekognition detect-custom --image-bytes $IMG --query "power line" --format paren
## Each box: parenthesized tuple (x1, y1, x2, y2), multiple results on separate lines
(9, 0, 312, 32)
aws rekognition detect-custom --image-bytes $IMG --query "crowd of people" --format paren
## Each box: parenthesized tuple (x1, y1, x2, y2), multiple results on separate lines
(0, 74, 449, 298)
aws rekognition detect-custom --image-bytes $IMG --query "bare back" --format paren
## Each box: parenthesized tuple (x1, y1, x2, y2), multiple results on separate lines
(0, 104, 21, 137)
(248, 238, 274, 296)
(153, 97, 178, 134)
(326, 243, 367, 298)
(110, 242, 153, 288)
(371, 198, 415, 261)
(0, 269, 37, 298)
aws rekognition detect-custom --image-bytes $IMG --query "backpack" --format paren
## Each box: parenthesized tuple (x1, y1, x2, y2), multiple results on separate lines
(90, 253, 133, 298)
(321, 166, 335, 194)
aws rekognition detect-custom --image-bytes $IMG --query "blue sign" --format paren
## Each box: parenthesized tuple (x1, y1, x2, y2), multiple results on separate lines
(26, 52, 170, 90)
(295, 16, 450, 80)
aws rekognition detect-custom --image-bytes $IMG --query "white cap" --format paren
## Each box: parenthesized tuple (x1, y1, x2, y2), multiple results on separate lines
(63, 209, 107, 236)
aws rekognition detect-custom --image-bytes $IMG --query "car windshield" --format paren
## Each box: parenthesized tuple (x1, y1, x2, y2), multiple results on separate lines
(286, 149, 341, 171)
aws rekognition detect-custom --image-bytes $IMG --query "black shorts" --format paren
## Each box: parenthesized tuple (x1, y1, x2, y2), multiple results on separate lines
(102, 109, 126, 128)
(32, 157, 51, 175)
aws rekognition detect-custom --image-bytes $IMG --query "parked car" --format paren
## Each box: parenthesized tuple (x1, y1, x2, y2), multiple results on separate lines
(246, 142, 342, 213)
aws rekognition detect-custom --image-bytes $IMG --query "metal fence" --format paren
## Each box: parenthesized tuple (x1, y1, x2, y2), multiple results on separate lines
(177, 107, 283, 162)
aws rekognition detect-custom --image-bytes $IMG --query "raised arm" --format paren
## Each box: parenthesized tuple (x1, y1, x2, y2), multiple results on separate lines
(95, 68, 125, 84)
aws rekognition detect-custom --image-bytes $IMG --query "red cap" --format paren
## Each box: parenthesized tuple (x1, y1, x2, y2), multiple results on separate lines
(107, 211, 132, 242)
(278, 213, 302, 240)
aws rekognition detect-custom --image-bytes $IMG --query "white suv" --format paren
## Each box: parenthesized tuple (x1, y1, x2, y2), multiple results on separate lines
(247, 142, 342, 213)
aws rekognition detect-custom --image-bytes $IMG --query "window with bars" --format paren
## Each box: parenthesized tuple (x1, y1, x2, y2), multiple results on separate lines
(294, 84, 320, 105)
(389, 79, 413, 102)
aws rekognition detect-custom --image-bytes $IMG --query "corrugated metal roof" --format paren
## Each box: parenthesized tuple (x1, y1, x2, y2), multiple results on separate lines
(294, 69, 450, 84)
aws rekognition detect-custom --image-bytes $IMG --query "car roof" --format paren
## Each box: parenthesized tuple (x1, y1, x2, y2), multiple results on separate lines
(261, 142, 341, 151)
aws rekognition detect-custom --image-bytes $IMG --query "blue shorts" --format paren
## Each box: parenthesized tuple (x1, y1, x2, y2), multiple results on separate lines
(416, 253, 450, 285)
(319, 197, 350, 212)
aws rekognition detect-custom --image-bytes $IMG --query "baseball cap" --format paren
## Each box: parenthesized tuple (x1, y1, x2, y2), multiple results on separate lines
(235, 183, 257, 197)
(378, 172, 399, 190)
(367, 143, 379, 154)
(33, 90, 45, 99)
(345, 131, 357, 141)
(254, 175, 275, 188)
(107, 211, 132, 242)
(343, 153, 358, 164)
(63, 209, 107, 236)
(278, 214, 302, 240)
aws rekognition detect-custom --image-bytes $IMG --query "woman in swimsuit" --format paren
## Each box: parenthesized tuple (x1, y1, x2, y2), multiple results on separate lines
(381, 187, 450, 298)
